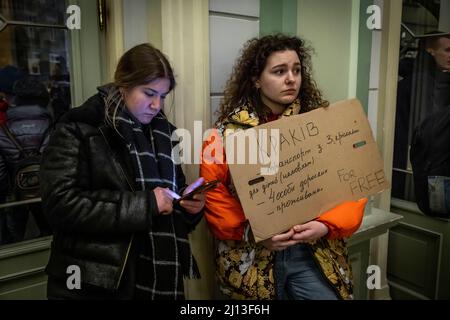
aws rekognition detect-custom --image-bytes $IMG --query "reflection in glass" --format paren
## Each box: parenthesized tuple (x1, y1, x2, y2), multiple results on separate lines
(0, 0, 66, 26)
(0, 14, 5, 31)
(392, 0, 450, 214)
(0, 2, 71, 245)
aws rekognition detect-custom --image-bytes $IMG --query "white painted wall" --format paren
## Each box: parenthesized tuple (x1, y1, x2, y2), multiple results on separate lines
(297, 0, 355, 104)
(209, 1, 260, 124)
(122, 0, 150, 51)
(209, 0, 260, 17)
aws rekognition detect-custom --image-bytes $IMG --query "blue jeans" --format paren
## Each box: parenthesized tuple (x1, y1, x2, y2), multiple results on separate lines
(274, 243, 338, 300)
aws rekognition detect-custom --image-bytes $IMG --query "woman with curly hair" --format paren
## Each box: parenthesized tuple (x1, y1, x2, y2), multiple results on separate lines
(201, 34, 367, 300)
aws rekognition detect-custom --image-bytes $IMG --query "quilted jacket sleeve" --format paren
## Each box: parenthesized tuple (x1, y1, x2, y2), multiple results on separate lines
(200, 130, 247, 240)
(316, 198, 367, 239)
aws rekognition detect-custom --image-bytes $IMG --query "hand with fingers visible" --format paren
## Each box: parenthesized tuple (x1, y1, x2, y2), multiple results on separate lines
(290, 221, 329, 242)
(153, 187, 176, 215)
(179, 177, 206, 215)
(260, 229, 303, 252)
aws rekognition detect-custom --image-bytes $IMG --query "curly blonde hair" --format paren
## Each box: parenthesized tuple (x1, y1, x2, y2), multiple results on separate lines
(217, 34, 328, 123)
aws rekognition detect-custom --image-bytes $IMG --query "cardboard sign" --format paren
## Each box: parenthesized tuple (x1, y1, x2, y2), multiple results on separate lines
(226, 99, 390, 242)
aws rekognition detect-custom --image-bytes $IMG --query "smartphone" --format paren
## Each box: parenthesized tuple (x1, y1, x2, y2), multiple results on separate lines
(174, 180, 220, 203)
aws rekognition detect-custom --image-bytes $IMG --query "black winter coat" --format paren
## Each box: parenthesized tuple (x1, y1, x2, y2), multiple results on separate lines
(40, 93, 201, 299)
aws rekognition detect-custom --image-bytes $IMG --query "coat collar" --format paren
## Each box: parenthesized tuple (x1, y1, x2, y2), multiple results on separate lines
(217, 99, 301, 136)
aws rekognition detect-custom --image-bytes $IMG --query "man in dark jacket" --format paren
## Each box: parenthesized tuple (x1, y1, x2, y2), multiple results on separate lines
(0, 77, 52, 244)
(392, 32, 450, 200)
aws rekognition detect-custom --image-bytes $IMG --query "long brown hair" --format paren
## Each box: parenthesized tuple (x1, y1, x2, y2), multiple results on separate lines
(114, 43, 175, 90)
(105, 43, 175, 126)
(218, 34, 328, 123)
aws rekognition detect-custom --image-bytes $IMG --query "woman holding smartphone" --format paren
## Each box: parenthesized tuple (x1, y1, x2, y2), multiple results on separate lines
(40, 43, 205, 300)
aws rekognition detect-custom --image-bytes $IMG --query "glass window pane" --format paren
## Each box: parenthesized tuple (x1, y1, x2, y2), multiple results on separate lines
(0, 24, 72, 125)
(0, 0, 66, 26)
(402, 0, 450, 35)
(1, 2, 72, 245)
(392, 0, 450, 214)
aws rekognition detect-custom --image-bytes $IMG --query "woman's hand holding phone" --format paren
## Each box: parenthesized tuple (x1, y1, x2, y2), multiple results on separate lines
(153, 187, 175, 215)
(179, 177, 206, 214)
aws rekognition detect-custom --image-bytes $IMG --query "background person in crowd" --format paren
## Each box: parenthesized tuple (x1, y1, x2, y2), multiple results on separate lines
(201, 34, 367, 300)
(49, 55, 71, 122)
(0, 76, 52, 244)
(0, 65, 27, 125)
(0, 65, 25, 244)
(427, 33, 450, 72)
(0, 95, 9, 125)
(408, 33, 450, 217)
(40, 43, 205, 300)
(392, 32, 450, 199)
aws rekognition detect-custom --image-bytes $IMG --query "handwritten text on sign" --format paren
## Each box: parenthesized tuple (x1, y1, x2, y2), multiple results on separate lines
(226, 99, 390, 242)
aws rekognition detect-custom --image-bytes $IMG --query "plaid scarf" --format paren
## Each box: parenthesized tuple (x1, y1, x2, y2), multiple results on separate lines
(106, 86, 199, 300)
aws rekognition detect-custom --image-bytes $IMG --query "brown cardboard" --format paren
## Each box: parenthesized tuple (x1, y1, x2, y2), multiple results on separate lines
(226, 99, 390, 242)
